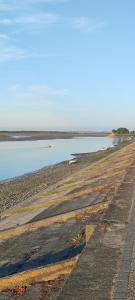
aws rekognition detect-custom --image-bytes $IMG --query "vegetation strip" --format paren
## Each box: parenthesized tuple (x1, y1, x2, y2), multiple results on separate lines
(0, 225, 96, 292)
(0, 258, 78, 292)
(0, 204, 105, 241)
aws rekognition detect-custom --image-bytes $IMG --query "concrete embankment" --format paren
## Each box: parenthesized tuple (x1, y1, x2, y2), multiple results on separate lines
(57, 159, 135, 300)
(1, 142, 135, 299)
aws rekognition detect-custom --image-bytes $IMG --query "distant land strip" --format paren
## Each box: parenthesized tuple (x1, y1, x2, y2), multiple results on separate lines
(0, 131, 110, 141)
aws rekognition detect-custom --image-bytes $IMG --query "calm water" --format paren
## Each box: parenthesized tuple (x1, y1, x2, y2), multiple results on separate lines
(0, 137, 114, 181)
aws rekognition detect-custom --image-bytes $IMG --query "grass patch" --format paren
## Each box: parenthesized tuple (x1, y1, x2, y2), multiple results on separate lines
(33, 187, 70, 199)
(64, 179, 77, 185)
(4, 200, 56, 217)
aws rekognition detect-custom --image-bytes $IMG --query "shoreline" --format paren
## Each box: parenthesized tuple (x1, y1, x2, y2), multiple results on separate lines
(0, 146, 114, 184)
(0, 135, 113, 184)
(0, 141, 129, 214)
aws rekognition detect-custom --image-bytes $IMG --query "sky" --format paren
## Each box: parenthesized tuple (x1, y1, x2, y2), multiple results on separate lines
(0, 0, 135, 131)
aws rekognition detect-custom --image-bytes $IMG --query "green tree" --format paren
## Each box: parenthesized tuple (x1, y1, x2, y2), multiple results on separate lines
(116, 128, 129, 134)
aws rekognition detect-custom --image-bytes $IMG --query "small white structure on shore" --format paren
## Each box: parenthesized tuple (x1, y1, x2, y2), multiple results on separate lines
(69, 159, 78, 165)
(100, 147, 108, 151)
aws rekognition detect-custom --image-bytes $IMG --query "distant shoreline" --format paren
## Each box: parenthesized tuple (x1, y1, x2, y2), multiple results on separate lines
(0, 131, 110, 142)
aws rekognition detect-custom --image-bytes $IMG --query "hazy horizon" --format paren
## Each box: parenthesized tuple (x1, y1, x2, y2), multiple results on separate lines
(0, 0, 135, 130)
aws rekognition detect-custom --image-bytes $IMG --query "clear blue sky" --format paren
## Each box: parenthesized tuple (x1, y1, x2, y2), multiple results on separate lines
(0, 0, 135, 131)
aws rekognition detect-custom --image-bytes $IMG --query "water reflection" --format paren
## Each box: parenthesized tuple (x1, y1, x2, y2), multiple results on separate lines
(112, 136, 130, 146)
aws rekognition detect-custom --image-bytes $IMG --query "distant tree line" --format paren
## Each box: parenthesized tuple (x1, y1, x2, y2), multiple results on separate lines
(112, 128, 135, 135)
